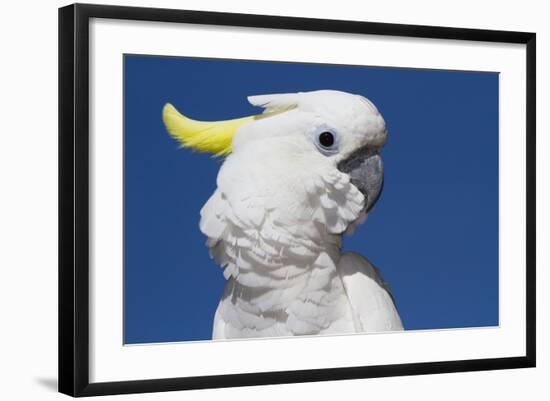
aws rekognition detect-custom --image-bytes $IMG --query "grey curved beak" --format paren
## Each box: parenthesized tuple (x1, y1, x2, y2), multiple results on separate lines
(337, 148, 384, 213)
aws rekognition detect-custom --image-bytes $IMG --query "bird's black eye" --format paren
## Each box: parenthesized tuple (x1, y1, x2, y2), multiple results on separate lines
(313, 127, 340, 155)
(318, 131, 335, 148)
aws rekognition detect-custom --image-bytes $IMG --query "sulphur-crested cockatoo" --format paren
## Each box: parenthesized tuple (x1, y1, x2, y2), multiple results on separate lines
(163, 90, 403, 339)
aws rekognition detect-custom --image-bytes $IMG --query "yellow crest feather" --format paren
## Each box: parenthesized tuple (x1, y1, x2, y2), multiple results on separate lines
(162, 103, 256, 156)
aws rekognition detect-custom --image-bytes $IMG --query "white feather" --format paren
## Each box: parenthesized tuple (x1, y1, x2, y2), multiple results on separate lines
(195, 90, 401, 339)
(337, 253, 403, 331)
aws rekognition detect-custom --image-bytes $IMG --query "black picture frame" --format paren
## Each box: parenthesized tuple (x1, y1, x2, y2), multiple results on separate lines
(59, 3, 536, 397)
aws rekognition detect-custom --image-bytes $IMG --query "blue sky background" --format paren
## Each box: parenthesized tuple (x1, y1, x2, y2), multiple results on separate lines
(124, 55, 499, 344)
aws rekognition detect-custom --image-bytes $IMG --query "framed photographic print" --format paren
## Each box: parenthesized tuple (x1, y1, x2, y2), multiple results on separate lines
(58, 3, 536, 397)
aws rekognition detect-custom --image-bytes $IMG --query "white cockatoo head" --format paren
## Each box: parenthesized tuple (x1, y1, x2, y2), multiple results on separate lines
(163, 90, 387, 238)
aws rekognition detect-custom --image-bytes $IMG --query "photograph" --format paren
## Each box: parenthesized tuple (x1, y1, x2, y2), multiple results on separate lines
(0, 0, 543, 398)
(55, 3, 536, 397)
(123, 55, 499, 344)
